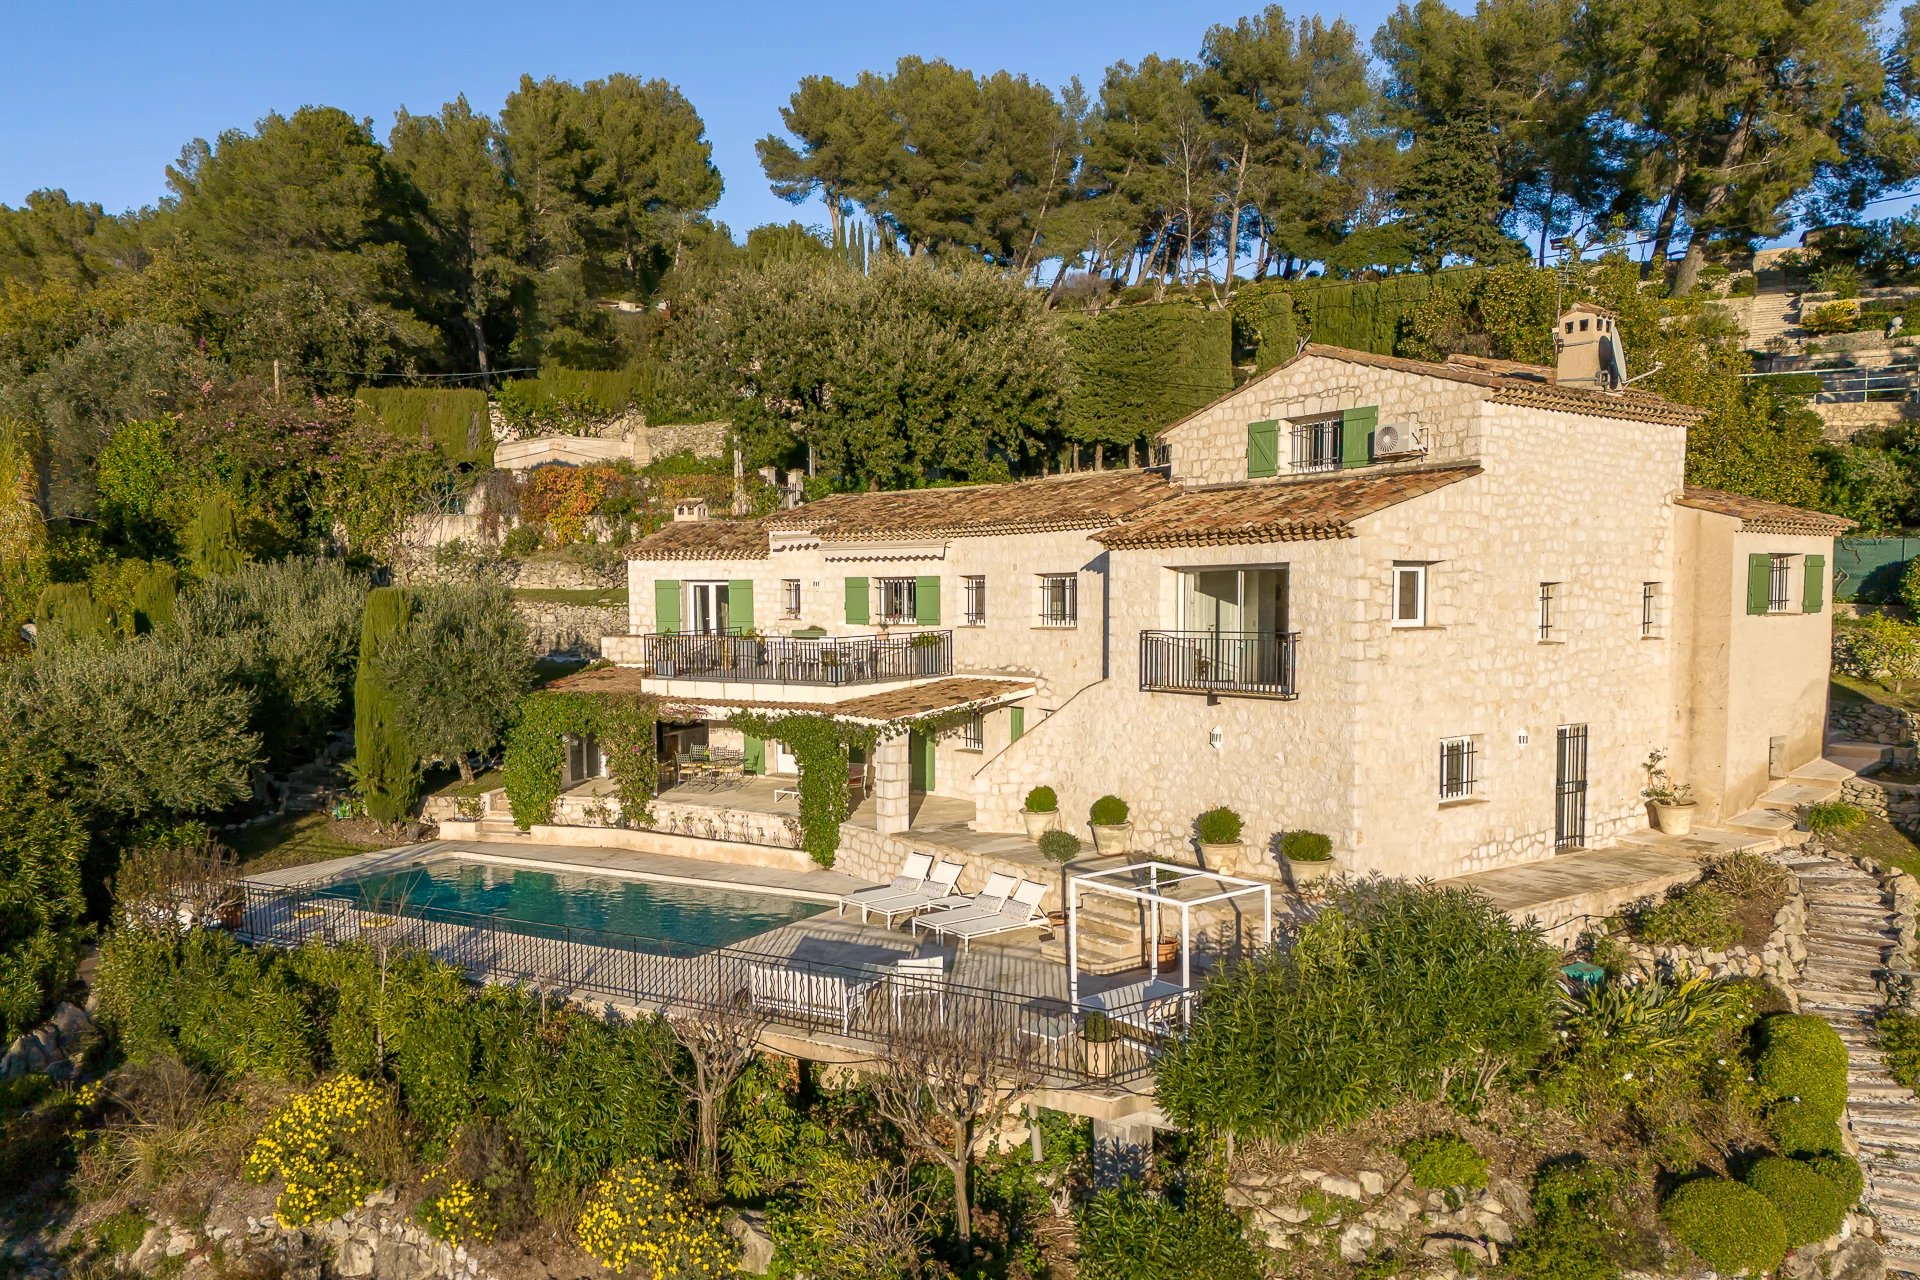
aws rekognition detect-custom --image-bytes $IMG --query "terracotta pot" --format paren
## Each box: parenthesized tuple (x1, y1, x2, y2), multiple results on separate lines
(1090, 822, 1133, 856)
(216, 900, 243, 931)
(1284, 854, 1337, 890)
(1197, 840, 1246, 875)
(1154, 935, 1180, 968)
(1023, 809, 1057, 840)
(1649, 801, 1697, 836)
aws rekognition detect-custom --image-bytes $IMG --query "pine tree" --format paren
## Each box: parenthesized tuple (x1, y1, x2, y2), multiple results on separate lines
(353, 586, 417, 823)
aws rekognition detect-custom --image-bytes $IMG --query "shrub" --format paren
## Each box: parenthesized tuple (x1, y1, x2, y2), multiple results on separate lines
(1024, 785, 1058, 813)
(1281, 830, 1333, 861)
(1090, 795, 1129, 826)
(1661, 1177, 1788, 1276)
(1038, 829, 1082, 863)
(1076, 1179, 1263, 1280)
(1803, 298, 1865, 333)
(243, 1076, 391, 1229)
(352, 587, 418, 823)
(765, 1149, 930, 1280)
(1744, 1155, 1850, 1247)
(1636, 883, 1737, 949)
(1195, 808, 1243, 845)
(1807, 801, 1867, 835)
(1158, 880, 1559, 1139)
(1808, 1151, 1865, 1204)
(1708, 850, 1792, 904)
(1503, 1159, 1637, 1280)
(575, 1155, 737, 1278)
(1768, 1099, 1844, 1155)
(1399, 1133, 1487, 1190)
(1756, 1014, 1848, 1117)
(1881, 1010, 1920, 1091)
(1813, 263, 1864, 299)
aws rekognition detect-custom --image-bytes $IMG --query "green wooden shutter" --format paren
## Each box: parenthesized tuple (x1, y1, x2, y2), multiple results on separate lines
(845, 576, 869, 625)
(653, 579, 681, 633)
(728, 579, 754, 633)
(1009, 707, 1025, 743)
(909, 730, 935, 791)
(1804, 554, 1826, 613)
(915, 575, 941, 625)
(1246, 419, 1279, 479)
(1341, 406, 1378, 468)
(1747, 554, 1772, 615)
(742, 734, 765, 775)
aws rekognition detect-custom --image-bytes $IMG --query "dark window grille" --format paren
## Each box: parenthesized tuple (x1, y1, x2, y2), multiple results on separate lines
(1538, 582, 1559, 641)
(876, 577, 917, 624)
(963, 575, 987, 626)
(1039, 575, 1077, 626)
(960, 714, 984, 750)
(1769, 555, 1791, 612)
(1439, 737, 1477, 800)
(1641, 582, 1659, 637)
(1555, 724, 1589, 849)
(1291, 418, 1341, 472)
(782, 579, 802, 618)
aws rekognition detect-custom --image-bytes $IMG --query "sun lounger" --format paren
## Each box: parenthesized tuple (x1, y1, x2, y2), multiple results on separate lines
(861, 860, 968, 927)
(839, 852, 934, 920)
(906, 871, 1016, 938)
(916, 879, 1051, 953)
(747, 961, 882, 1034)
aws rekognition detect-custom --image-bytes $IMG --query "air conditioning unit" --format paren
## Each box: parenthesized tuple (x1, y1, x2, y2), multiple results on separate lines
(1372, 423, 1425, 457)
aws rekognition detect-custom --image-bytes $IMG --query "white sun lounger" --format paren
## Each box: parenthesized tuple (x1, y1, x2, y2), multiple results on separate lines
(839, 852, 934, 921)
(862, 860, 968, 927)
(747, 962, 883, 1034)
(906, 871, 1016, 937)
(915, 879, 1051, 953)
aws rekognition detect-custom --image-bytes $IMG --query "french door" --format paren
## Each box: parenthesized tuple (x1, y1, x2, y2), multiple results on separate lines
(1555, 724, 1589, 851)
(687, 582, 731, 635)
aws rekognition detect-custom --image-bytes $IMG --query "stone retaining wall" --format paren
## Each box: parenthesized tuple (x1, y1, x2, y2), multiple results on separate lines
(1830, 697, 1920, 749)
(1845, 775, 1920, 840)
(513, 600, 625, 658)
(1618, 880, 1808, 1006)
(1229, 1163, 1531, 1265)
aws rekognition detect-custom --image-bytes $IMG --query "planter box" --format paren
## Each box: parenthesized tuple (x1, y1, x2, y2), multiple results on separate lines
(1082, 1036, 1117, 1079)
(1090, 822, 1133, 856)
(1023, 809, 1057, 840)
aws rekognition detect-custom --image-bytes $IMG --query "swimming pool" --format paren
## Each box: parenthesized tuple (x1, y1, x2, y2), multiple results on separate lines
(318, 859, 827, 953)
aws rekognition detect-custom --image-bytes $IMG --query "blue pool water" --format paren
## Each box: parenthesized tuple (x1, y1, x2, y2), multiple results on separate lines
(319, 860, 826, 952)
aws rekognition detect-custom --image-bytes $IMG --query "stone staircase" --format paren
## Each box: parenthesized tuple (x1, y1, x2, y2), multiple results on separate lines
(1725, 743, 1890, 842)
(1784, 847, 1920, 1272)
(1040, 891, 1155, 975)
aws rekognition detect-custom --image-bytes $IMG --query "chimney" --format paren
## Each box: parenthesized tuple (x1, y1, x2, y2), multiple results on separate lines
(1553, 303, 1629, 389)
(672, 498, 709, 523)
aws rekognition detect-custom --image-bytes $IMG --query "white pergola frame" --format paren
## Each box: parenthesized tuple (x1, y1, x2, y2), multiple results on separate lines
(1066, 860, 1275, 1009)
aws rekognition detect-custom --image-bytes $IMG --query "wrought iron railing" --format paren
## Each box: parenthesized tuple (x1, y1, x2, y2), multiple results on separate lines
(642, 630, 952, 686)
(1139, 630, 1298, 699)
(230, 879, 1166, 1085)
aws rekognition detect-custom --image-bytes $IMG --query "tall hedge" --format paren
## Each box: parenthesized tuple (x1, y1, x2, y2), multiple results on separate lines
(353, 586, 417, 823)
(354, 387, 492, 465)
(1229, 281, 1300, 371)
(184, 493, 245, 577)
(1060, 303, 1233, 449)
(1292, 275, 1436, 354)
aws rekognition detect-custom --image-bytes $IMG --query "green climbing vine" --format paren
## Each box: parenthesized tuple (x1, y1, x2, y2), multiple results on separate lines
(727, 712, 877, 868)
(501, 691, 657, 830)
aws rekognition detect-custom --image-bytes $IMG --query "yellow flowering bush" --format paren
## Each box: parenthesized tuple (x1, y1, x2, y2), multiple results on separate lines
(415, 1171, 498, 1247)
(576, 1155, 736, 1277)
(243, 1076, 388, 1228)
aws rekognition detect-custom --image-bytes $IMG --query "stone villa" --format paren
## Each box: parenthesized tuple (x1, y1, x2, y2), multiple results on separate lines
(556, 304, 1850, 884)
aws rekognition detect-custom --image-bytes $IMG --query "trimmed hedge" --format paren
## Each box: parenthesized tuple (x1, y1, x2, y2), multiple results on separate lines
(1745, 1155, 1851, 1247)
(1767, 1099, 1845, 1156)
(1228, 281, 1299, 370)
(1090, 795, 1130, 826)
(1025, 786, 1058, 814)
(1195, 808, 1243, 845)
(1281, 831, 1332, 861)
(1661, 1177, 1788, 1276)
(354, 388, 492, 465)
(1059, 303, 1233, 448)
(1293, 275, 1436, 354)
(1808, 1152, 1865, 1204)
(1756, 1014, 1849, 1117)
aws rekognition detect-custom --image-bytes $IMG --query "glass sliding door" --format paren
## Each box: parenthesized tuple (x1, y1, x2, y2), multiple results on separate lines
(687, 582, 731, 635)
(1177, 566, 1289, 683)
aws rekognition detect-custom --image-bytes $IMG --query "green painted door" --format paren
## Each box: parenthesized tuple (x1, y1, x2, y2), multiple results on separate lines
(742, 734, 765, 775)
(909, 730, 935, 792)
(654, 579, 681, 632)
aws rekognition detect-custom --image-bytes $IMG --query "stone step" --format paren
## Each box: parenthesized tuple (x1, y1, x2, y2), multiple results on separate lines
(1762, 779, 1846, 808)
(1728, 807, 1801, 838)
(1795, 757, 1865, 785)
(1805, 931, 1899, 951)
(1805, 992, 1889, 1014)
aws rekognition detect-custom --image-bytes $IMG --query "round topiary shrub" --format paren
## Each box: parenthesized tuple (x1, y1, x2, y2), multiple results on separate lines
(1025, 786, 1058, 814)
(1766, 1100, 1844, 1158)
(1807, 1152, 1865, 1205)
(1195, 808, 1243, 845)
(1399, 1133, 1487, 1191)
(1090, 795, 1129, 826)
(1756, 1014, 1849, 1117)
(1038, 829, 1083, 864)
(1744, 1155, 1851, 1247)
(1661, 1177, 1788, 1276)
(1281, 830, 1333, 861)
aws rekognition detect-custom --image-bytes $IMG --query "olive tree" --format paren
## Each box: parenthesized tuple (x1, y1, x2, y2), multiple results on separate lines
(381, 577, 533, 783)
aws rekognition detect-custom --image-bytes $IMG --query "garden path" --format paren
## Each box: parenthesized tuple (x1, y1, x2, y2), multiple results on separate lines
(1785, 847, 1920, 1272)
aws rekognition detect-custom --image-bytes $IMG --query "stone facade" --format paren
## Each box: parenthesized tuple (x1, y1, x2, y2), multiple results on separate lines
(515, 600, 626, 659)
(1831, 697, 1920, 750)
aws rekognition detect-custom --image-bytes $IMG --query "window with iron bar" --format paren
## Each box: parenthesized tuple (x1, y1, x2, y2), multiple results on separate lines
(1641, 581, 1662, 638)
(1769, 555, 1791, 613)
(1439, 736, 1478, 800)
(960, 713, 984, 751)
(876, 577, 917, 624)
(782, 579, 801, 618)
(1038, 574, 1077, 626)
(1291, 417, 1341, 472)
(963, 575, 987, 626)
(1538, 582, 1560, 641)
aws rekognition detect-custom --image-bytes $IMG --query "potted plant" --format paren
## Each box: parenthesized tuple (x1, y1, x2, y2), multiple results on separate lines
(1038, 829, 1082, 864)
(1194, 807, 1246, 874)
(1088, 795, 1132, 856)
(1641, 749, 1698, 835)
(1280, 830, 1336, 889)
(1081, 1011, 1117, 1079)
(1024, 786, 1060, 840)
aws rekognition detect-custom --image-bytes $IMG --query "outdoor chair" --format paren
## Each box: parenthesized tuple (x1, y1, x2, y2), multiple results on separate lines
(906, 870, 1015, 936)
(915, 879, 1051, 954)
(886, 953, 949, 1022)
(746, 961, 882, 1035)
(1080, 977, 1190, 1036)
(839, 852, 935, 919)
(860, 859, 966, 927)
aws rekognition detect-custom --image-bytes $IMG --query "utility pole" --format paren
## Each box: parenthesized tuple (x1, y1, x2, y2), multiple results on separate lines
(272, 358, 282, 401)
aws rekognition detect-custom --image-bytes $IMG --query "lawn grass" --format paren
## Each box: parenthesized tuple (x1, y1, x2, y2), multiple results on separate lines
(512, 586, 629, 607)
(221, 812, 394, 872)
(424, 767, 505, 799)
(1833, 673, 1920, 714)
(1813, 806, 1920, 879)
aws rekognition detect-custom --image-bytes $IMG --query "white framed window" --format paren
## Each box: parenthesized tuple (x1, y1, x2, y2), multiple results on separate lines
(959, 713, 984, 751)
(1291, 417, 1342, 473)
(875, 577, 917, 625)
(781, 579, 802, 618)
(1038, 574, 1078, 627)
(1641, 581, 1664, 638)
(963, 575, 987, 626)
(1769, 555, 1792, 614)
(1439, 736, 1478, 801)
(1538, 581, 1560, 641)
(1391, 563, 1427, 628)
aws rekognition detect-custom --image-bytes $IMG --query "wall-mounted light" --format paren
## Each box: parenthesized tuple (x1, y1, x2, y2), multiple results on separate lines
(1209, 727, 1224, 751)
(1516, 729, 1530, 747)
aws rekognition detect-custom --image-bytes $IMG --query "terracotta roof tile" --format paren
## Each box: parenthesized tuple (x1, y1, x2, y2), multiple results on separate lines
(1096, 464, 1483, 550)
(1489, 381, 1704, 427)
(764, 470, 1176, 540)
(545, 667, 1034, 722)
(627, 518, 773, 562)
(1676, 485, 1856, 535)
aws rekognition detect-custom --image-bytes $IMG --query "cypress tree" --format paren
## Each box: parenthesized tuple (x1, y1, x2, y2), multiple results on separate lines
(185, 493, 245, 577)
(34, 583, 112, 646)
(354, 586, 418, 823)
(132, 564, 179, 633)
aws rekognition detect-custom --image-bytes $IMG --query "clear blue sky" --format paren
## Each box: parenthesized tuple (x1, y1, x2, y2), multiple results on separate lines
(2, 0, 1403, 236)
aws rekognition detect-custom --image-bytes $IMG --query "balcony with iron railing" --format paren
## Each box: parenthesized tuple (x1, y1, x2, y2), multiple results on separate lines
(1139, 630, 1298, 699)
(642, 629, 953, 687)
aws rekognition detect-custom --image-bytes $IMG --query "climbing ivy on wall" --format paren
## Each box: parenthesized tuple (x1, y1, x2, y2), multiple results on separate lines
(501, 692, 658, 830)
(726, 712, 877, 868)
